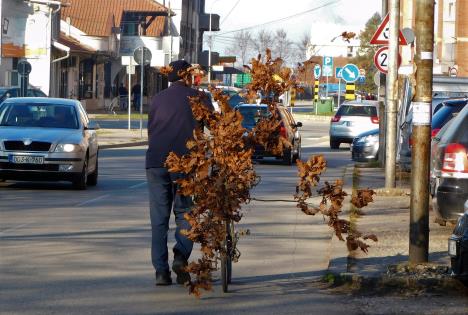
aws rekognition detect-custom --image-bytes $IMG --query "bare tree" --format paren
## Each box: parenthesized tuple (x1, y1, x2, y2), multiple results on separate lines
(251, 29, 274, 58)
(273, 29, 293, 63)
(224, 30, 253, 66)
(294, 32, 317, 62)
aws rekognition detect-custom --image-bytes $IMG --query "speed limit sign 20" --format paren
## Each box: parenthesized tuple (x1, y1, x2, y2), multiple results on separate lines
(373, 46, 401, 74)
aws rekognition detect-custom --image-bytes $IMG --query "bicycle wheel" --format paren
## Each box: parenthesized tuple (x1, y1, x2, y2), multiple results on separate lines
(221, 219, 233, 292)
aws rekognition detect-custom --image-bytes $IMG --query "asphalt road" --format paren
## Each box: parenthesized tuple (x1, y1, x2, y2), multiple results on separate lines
(0, 120, 364, 314)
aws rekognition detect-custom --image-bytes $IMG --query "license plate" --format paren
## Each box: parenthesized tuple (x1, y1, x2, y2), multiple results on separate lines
(9, 155, 44, 164)
(448, 239, 457, 256)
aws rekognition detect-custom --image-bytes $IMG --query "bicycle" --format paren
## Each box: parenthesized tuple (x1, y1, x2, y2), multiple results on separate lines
(221, 217, 235, 292)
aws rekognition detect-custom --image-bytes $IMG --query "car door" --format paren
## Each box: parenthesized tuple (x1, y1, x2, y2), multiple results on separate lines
(77, 102, 98, 167)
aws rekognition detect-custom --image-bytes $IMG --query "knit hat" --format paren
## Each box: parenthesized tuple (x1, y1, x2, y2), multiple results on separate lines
(168, 60, 191, 82)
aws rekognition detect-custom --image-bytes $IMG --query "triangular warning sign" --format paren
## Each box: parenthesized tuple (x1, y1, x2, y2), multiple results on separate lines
(370, 13, 408, 45)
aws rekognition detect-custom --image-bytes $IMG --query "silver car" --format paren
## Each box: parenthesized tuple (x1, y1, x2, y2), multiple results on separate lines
(329, 101, 380, 149)
(0, 97, 99, 189)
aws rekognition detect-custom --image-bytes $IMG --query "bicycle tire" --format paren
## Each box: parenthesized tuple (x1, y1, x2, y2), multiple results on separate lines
(221, 218, 233, 292)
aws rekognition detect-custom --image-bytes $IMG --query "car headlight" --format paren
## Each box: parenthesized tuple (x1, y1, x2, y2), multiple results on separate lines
(55, 144, 80, 153)
(358, 134, 379, 144)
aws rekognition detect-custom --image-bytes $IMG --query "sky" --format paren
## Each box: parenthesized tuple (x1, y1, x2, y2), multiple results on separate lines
(204, 0, 383, 58)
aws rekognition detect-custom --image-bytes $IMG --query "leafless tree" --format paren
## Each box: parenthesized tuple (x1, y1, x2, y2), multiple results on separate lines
(224, 30, 253, 66)
(294, 32, 317, 62)
(251, 29, 274, 58)
(272, 28, 293, 63)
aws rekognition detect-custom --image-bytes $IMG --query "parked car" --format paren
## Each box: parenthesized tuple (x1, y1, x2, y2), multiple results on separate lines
(431, 103, 468, 223)
(398, 98, 467, 170)
(350, 128, 379, 162)
(448, 200, 468, 282)
(0, 86, 46, 105)
(430, 119, 454, 197)
(0, 97, 99, 189)
(200, 89, 245, 112)
(236, 104, 302, 165)
(329, 100, 380, 149)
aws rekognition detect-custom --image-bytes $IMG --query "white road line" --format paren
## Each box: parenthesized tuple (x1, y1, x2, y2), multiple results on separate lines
(75, 194, 110, 207)
(129, 182, 147, 189)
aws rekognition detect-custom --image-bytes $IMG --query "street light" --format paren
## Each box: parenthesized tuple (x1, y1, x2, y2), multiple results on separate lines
(208, 0, 221, 85)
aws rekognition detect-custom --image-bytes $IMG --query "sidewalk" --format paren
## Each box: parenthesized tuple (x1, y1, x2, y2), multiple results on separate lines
(328, 165, 467, 295)
(97, 127, 147, 149)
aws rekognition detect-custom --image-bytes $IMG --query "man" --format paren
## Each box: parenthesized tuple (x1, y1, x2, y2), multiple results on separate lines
(146, 60, 213, 286)
(132, 83, 141, 111)
(118, 84, 128, 111)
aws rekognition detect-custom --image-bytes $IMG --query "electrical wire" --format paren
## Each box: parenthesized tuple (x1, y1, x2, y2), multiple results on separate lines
(220, 0, 241, 26)
(216, 0, 342, 36)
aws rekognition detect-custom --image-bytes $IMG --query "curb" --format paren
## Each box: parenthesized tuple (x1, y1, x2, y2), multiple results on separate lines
(100, 141, 148, 149)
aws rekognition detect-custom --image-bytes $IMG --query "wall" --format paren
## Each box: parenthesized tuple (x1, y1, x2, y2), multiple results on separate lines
(0, 0, 52, 94)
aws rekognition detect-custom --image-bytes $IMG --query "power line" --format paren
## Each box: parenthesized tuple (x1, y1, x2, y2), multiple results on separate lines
(216, 0, 342, 36)
(220, 0, 241, 26)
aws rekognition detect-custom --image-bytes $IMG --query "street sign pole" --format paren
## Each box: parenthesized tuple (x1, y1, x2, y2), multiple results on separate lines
(128, 60, 132, 131)
(140, 48, 144, 138)
(337, 77, 341, 109)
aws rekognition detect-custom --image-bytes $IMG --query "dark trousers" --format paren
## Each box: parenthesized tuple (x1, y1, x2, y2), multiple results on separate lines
(146, 168, 193, 273)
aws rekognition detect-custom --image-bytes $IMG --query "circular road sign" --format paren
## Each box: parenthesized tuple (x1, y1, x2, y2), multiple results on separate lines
(133, 46, 152, 66)
(374, 46, 401, 74)
(313, 64, 321, 79)
(17, 60, 32, 76)
(341, 63, 360, 83)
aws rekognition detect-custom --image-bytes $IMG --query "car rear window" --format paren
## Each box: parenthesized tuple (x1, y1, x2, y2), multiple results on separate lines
(238, 107, 272, 130)
(431, 105, 465, 129)
(336, 105, 377, 117)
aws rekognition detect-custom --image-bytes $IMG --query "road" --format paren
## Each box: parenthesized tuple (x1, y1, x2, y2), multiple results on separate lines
(0, 120, 363, 314)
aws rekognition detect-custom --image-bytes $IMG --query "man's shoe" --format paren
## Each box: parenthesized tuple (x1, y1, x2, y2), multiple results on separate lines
(155, 271, 172, 286)
(172, 253, 191, 285)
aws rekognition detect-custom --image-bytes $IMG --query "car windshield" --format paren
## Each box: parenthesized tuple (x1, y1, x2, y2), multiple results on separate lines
(237, 106, 272, 130)
(0, 102, 79, 129)
(336, 105, 377, 117)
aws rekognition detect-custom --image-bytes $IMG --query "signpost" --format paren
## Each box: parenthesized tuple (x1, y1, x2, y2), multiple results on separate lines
(313, 64, 321, 79)
(340, 63, 359, 83)
(126, 60, 134, 130)
(370, 13, 408, 45)
(134, 46, 152, 138)
(336, 67, 343, 109)
(322, 56, 333, 97)
(374, 46, 402, 74)
(17, 60, 32, 97)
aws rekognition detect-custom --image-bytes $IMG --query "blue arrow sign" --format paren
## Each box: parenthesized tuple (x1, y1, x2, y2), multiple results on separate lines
(322, 56, 333, 77)
(341, 63, 359, 83)
(314, 64, 321, 79)
(335, 67, 343, 79)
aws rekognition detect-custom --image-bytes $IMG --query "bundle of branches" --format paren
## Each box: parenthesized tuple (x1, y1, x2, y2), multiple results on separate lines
(164, 51, 296, 297)
(295, 157, 378, 253)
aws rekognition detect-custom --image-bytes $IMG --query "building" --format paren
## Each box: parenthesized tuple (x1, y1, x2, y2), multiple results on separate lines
(0, 0, 60, 94)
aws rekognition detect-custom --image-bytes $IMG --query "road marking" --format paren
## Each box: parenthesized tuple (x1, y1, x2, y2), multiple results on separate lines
(129, 182, 147, 189)
(75, 194, 110, 207)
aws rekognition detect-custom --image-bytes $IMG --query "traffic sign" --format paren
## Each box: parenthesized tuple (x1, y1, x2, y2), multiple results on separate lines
(322, 56, 333, 77)
(358, 76, 366, 84)
(370, 13, 408, 45)
(335, 67, 342, 79)
(373, 46, 401, 74)
(314, 64, 321, 79)
(133, 46, 152, 65)
(341, 64, 359, 83)
(17, 60, 32, 76)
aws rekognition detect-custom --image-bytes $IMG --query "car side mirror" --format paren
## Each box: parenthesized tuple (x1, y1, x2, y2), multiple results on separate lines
(5, 93, 11, 99)
(86, 121, 100, 130)
(295, 122, 303, 128)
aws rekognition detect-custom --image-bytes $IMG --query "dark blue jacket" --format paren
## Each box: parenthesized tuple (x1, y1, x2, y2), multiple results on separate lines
(145, 81, 213, 169)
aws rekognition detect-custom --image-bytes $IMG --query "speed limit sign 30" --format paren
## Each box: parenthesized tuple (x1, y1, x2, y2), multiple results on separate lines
(374, 46, 401, 74)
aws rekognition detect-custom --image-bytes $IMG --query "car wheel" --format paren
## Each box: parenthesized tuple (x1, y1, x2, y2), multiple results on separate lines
(73, 156, 88, 190)
(330, 139, 340, 149)
(293, 142, 301, 163)
(87, 155, 98, 186)
(282, 148, 293, 165)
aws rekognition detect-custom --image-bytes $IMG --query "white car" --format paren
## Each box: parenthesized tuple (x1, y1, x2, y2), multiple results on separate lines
(329, 100, 380, 149)
(0, 97, 99, 189)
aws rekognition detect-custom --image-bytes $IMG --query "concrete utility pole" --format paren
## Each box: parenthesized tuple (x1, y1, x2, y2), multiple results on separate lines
(384, 0, 400, 188)
(409, 0, 434, 264)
